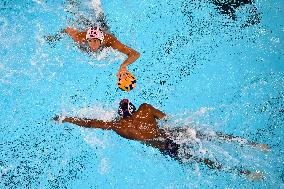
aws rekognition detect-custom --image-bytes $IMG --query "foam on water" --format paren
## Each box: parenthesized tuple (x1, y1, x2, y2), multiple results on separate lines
(89, 0, 103, 18)
(70, 105, 116, 121)
(88, 47, 125, 67)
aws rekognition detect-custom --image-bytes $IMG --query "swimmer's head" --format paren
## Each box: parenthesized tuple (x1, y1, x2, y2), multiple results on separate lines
(118, 99, 136, 118)
(88, 38, 101, 51)
(86, 27, 104, 51)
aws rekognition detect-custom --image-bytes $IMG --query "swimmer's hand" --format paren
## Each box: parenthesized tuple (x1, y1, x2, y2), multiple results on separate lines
(117, 66, 128, 76)
(52, 115, 65, 123)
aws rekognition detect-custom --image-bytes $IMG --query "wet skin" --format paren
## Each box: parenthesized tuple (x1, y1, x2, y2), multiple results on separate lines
(54, 103, 268, 179)
(60, 103, 166, 141)
(64, 27, 140, 73)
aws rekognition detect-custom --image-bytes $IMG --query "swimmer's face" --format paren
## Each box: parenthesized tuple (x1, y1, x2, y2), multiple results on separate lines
(88, 39, 101, 51)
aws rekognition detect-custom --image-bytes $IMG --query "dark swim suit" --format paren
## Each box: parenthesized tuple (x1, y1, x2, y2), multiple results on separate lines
(162, 138, 180, 159)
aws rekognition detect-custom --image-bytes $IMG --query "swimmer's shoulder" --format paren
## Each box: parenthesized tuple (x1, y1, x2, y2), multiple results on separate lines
(103, 33, 119, 47)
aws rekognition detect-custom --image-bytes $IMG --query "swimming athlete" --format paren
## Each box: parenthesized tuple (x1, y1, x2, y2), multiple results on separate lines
(44, 6, 139, 74)
(53, 99, 269, 180)
(63, 26, 140, 73)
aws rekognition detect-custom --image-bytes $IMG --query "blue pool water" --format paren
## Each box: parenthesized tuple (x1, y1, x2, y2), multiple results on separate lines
(1, 0, 283, 188)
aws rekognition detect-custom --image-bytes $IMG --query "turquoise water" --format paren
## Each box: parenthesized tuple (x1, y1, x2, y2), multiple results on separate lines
(1, 0, 283, 188)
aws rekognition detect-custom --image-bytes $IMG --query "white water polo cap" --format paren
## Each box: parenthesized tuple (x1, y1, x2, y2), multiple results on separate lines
(86, 26, 104, 43)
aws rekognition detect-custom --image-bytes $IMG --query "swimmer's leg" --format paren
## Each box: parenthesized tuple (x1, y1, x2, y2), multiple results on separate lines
(64, 27, 86, 43)
(67, 0, 109, 31)
(231, 167, 265, 180)
(189, 155, 265, 180)
(72, 12, 109, 31)
(190, 156, 223, 170)
(88, 0, 109, 31)
(214, 132, 270, 152)
(195, 130, 270, 153)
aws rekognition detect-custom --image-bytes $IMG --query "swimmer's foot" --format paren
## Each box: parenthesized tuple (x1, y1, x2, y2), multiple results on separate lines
(240, 170, 265, 181)
(246, 171, 266, 181)
(251, 143, 270, 153)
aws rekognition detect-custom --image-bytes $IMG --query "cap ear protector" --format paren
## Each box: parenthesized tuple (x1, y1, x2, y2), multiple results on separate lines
(128, 102, 136, 114)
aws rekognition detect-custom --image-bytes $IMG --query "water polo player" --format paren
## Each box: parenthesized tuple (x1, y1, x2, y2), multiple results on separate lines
(64, 26, 140, 74)
(54, 99, 269, 180)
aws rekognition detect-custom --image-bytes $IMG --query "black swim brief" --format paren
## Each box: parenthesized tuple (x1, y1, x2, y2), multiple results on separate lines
(163, 138, 180, 159)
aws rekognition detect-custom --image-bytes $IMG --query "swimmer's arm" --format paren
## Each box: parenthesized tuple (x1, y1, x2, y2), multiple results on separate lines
(150, 105, 166, 120)
(153, 108, 167, 120)
(110, 36, 140, 71)
(141, 103, 166, 119)
(61, 117, 116, 130)
(64, 27, 86, 43)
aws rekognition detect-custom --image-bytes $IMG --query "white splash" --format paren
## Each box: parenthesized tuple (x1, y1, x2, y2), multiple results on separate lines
(30, 23, 48, 80)
(62, 105, 117, 149)
(0, 79, 10, 84)
(74, 105, 116, 121)
(194, 107, 214, 116)
(88, 47, 125, 67)
(98, 158, 110, 174)
(0, 16, 8, 34)
(174, 127, 200, 144)
(0, 63, 4, 70)
(82, 130, 107, 149)
(270, 37, 280, 44)
(32, 0, 48, 9)
(89, 0, 103, 18)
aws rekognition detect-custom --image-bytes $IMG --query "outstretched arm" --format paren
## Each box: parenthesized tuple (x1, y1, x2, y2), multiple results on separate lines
(54, 116, 116, 130)
(109, 35, 140, 73)
(64, 27, 86, 43)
